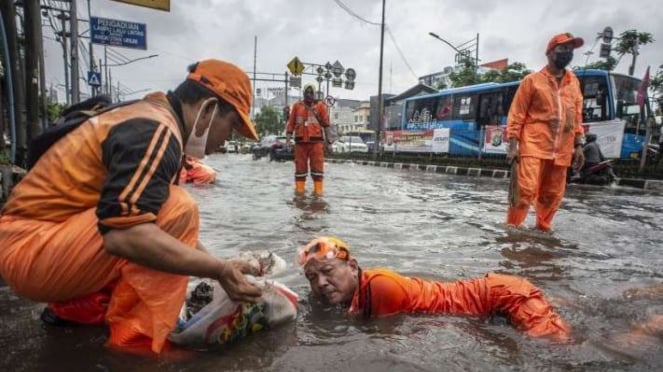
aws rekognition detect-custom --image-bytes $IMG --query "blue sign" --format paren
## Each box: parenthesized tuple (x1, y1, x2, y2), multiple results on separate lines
(87, 71, 102, 87)
(90, 16, 147, 50)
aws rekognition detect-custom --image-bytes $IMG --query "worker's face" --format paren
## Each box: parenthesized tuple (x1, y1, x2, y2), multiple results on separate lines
(548, 43, 574, 70)
(189, 98, 242, 155)
(304, 258, 359, 304)
(304, 88, 315, 103)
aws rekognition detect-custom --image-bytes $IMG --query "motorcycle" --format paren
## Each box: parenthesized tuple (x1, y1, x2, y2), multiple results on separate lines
(569, 160, 616, 186)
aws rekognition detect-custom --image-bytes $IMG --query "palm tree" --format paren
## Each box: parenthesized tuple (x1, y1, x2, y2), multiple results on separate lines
(614, 30, 654, 76)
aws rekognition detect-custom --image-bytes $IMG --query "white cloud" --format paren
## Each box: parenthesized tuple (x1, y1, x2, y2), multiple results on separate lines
(44, 0, 663, 102)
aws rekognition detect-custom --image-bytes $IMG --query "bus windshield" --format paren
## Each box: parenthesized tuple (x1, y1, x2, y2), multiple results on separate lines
(613, 75, 642, 115)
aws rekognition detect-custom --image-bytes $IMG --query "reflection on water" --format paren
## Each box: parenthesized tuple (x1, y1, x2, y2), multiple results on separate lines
(1, 154, 663, 371)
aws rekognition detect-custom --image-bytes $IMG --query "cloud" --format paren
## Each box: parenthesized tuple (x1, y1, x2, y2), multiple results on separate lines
(44, 0, 663, 102)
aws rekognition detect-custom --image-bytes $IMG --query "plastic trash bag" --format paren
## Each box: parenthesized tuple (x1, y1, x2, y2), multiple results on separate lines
(168, 251, 297, 347)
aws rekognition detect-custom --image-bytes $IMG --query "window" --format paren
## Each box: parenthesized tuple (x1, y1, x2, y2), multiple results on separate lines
(452, 94, 477, 120)
(580, 76, 610, 122)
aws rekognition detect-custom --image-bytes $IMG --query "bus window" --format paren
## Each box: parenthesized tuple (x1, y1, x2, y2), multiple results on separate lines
(613, 74, 645, 135)
(478, 92, 505, 126)
(405, 96, 437, 129)
(580, 76, 609, 122)
(435, 95, 453, 120)
(452, 94, 477, 121)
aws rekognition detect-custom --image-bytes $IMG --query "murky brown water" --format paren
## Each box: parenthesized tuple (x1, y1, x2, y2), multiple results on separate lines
(1, 154, 662, 371)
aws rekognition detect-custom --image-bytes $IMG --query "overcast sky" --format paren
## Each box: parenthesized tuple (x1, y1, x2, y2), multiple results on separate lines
(42, 0, 663, 103)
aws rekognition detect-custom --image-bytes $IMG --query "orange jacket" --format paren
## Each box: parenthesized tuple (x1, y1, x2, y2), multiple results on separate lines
(179, 157, 217, 184)
(1, 92, 183, 231)
(506, 67, 584, 166)
(286, 100, 329, 143)
(349, 269, 570, 341)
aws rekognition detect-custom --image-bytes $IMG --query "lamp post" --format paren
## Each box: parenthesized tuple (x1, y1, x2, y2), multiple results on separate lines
(428, 32, 479, 69)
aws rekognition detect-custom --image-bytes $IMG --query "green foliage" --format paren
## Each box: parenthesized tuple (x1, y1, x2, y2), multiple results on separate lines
(580, 56, 618, 71)
(651, 70, 663, 95)
(0, 148, 9, 165)
(254, 105, 284, 137)
(614, 30, 655, 56)
(47, 102, 65, 122)
(449, 62, 531, 88)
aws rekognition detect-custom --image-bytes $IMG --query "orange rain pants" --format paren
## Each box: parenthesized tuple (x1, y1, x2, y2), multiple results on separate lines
(349, 269, 570, 341)
(294, 142, 325, 182)
(0, 186, 198, 353)
(506, 157, 568, 231)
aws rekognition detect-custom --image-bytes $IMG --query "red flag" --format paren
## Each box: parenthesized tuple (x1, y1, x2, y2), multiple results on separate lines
(636, 66, 650, 108)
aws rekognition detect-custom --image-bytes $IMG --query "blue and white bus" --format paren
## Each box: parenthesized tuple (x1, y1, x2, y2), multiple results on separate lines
(385, 69, 647, 160)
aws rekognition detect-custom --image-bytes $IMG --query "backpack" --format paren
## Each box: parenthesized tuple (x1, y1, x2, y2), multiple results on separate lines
(27, 95, 137, 169)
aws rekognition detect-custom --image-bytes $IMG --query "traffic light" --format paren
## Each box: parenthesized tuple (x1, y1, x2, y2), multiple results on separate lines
(599, 43, 611, 58)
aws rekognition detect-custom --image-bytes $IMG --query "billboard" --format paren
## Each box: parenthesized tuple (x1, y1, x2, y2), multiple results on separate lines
(112, 0, 170, 12)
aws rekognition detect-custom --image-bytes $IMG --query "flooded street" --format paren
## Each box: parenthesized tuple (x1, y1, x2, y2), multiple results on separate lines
(1, 153, 662, 371)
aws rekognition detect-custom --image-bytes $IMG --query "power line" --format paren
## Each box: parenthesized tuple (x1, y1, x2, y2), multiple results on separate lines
(330, 0, 418, 79)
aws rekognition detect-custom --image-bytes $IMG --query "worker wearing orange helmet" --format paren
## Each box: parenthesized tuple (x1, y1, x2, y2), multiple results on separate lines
(506, 32, 586, 231)
(0, 59, 262, 353)
(286, 84, 333, 196)
(297, 236, 571, 342)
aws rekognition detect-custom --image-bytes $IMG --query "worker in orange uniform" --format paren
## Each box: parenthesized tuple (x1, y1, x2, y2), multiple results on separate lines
(179, 155, 217, 185)
(297, 237, 571, 342)
(0, 59, 262, 354)
(506, 33, 586, 232)
(286, 84, 333, 196)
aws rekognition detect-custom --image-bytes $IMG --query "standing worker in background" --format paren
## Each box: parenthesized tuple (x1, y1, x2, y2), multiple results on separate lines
(506, 33, 586, 232)
(286, 84, 333, 196)
(0, 59, 262, 354)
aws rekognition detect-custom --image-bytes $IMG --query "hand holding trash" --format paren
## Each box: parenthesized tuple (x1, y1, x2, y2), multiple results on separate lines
(216, 259, 262, 303)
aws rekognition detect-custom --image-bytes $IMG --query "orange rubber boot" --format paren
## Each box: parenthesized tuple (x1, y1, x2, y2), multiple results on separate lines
(295, 180, 306, 194)
(313, 180, 323, 196)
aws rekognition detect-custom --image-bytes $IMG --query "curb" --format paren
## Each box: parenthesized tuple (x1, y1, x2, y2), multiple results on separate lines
(329, 159, 663, 191)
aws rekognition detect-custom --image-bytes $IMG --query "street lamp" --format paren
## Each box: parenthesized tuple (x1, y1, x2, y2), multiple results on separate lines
(428, 32, 479, 68)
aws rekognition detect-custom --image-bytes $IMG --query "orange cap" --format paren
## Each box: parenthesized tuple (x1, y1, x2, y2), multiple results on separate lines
(187, 59, 259, 141)
(546, 33, 584, 54)
(296, 237, 351, 266)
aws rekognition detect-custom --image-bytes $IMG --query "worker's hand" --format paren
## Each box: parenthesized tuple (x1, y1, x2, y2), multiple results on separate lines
(572, 146, 585, 170)
(216, 260, 262, 302)
(325, 141, 333, 155)
(506, 139, 519, 163)
(286, 139, 294, 152)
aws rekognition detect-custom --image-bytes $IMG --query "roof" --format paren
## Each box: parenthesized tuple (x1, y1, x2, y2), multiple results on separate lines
(385, 83, 438, 104)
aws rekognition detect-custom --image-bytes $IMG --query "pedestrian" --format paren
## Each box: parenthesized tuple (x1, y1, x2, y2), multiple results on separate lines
(0, 59, 263, 354)
(506, 32, 586, 231)
(297, 236, 571, 342)
(285, 84, 333, 196)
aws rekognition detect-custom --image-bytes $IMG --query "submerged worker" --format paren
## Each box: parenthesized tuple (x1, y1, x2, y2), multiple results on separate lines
(0, 59, 262, 354)
(506, 32, 586, 231)
(285, 84, 333, 196)
(297, 236, 571, 342)
(179, 155, 217, 185)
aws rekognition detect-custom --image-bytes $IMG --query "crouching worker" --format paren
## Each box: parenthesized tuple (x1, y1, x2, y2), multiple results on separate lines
(0, 59, 262, 354)
(297, 237, 571, 342)
(179, 155, 217, 184)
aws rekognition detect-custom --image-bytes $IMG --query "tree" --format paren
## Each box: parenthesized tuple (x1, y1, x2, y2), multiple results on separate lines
(614, 30, 654, 76)
(651, 69, 663, 106)
(254, 105, 284, 137)
(580, 56, 618, 71)
(449, 61, 531, 87)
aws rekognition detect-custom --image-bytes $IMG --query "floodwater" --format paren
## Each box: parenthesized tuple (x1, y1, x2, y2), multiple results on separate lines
(1, 154, 662, 371)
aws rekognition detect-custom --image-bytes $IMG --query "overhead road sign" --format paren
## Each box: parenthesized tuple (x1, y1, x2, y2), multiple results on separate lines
(91, 16, 147, 50)
(112, 0, 170, 12)
(287, 57, 305, 75)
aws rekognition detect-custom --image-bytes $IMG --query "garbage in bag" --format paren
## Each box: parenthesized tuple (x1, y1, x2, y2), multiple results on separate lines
(168, 251, 297, 347)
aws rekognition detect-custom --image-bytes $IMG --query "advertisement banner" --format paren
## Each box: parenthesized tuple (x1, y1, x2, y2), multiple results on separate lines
(112, 0, 170, 12)
(384, 130, 432, 153)
(582, 119, 625, 159)
(483, 125, 507, 154)
(431, 128, 450, 153)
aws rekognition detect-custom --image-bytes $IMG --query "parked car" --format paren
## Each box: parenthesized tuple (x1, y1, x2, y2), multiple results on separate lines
(332, 136, 369, 153)
(252, 135, 293, 161)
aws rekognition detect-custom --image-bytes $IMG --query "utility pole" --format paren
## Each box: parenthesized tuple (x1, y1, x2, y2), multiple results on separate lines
(1, 0, 27, 165)
(374, 0, 386, 160)
(56, 12, 70, 105)
(23, 0, 43, 140)
(252, 35, 257, 119)
(87, 0, 95, 96)
(70, 0, 80, 103)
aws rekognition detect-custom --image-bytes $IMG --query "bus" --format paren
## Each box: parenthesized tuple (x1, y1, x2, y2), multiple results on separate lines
(385, 69, 647, 160)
